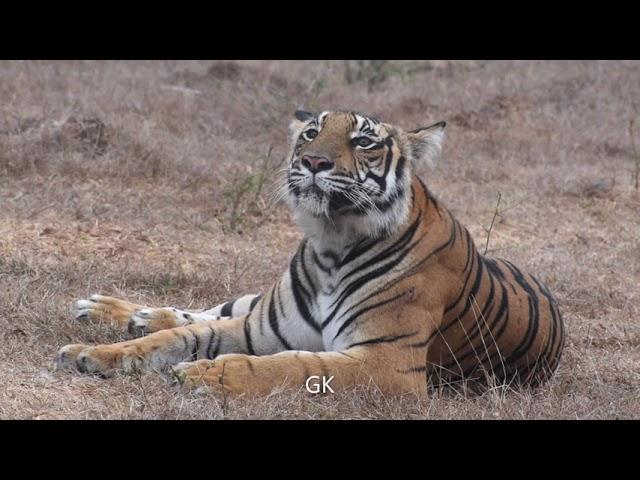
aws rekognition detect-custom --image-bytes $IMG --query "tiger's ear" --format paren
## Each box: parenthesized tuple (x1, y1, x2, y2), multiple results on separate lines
(289, 110, 315, 133)
(294, 110, 315, 122)
(406, 121, 446, 167)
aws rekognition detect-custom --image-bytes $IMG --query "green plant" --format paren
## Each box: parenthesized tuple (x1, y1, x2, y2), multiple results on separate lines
(223, 145, 276, 232)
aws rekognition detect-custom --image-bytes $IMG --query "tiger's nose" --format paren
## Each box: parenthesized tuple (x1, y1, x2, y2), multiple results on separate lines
(302, 155, 334, 173)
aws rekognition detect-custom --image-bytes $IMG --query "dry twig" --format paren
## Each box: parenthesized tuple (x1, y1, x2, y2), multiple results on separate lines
(483, 192, 502, 255)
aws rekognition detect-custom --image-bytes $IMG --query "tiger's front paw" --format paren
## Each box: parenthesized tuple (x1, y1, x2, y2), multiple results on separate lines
(171, 356, 252, 395)
(128, 308, 183, 337)
(55, 344, 90, 371)
(55, 343, 142, 377)
(128, 308, 219, 337)
(73, 294, 142, 328)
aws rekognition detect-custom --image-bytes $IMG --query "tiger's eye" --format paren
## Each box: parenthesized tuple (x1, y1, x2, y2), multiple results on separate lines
(354, 137, 373, 147)
(304, 129, 318, 140)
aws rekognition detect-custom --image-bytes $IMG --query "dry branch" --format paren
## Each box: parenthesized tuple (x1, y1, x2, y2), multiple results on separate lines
(629, 118, 639, 191)
(483, 192, 502, 255)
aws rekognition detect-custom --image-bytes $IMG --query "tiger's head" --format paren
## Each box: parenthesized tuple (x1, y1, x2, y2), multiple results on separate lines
(284, 110, 446, 240)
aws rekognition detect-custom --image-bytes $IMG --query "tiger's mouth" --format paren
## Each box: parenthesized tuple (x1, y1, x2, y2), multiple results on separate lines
(299, 184, 361, 214)
(307, 184, 324, 198)
(293, 176, 330, 200)
(287, 171, 373, 217)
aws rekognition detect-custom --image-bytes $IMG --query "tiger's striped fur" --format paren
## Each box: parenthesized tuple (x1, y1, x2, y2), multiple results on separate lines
(56, 110, 565, 396)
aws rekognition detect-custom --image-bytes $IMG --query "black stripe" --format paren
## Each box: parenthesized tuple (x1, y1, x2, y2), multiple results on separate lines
(299, 241, 318, 298)
(382, 136, 395, 177)
(289, 250, 321, 333)
(290, 250, 312, 305)
(312, 249, 331, 275)
(257, 290, 267, 336)
(249, 295, 262, 311)
(269, 281, 292, 350)
(530, 275, 563, 372)
(339, 352, 359, 360)
(436, 249, 486, 339)
(220, 300, 235, 317)
(346, 331, 418, 349)
(320, 212, 422, 329)
(534, 300, 557, 371)
(345, 185, 407, 217)
(189, 331, 199, 361)
(244, 318, 256, 355)
(406, 335, 434, 349)
(339, 209, 422, 285)
(485, 280, 511, 344)
(444, 231, 476, 314)
(444, 278, 509, 371)
(501, 261, 540, 367)
(325, 176, 353, 186)
(395, 155, 406, 181)
(484, 257, 506, 281)
(339, 237, 381, 267)
(452, 260, 496, 356)
(352, 151, 361, 179)
(397, 365, 427, 374)
(340, 218, 456, 323)
(321, 250, 340, 266)
(461, 228, 474, 273)
(205, 326, 218, 359)
(363, 137, 394, 191)
(488, 258, 518, 294)
(333, 290, 409, 341)
(322, 241, 417, 330)
(392, 217, 457, 289)
(176, 330, 189, 352)
(417, 176, 442, 218)
(549, 303, 565, 370)
(484, 283, 512, 378)
(213, 333, 222, 359)
(331, 171, 355, 179)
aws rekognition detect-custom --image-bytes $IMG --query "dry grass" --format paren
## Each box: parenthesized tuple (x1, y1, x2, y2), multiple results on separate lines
(1, 60, 639, 419)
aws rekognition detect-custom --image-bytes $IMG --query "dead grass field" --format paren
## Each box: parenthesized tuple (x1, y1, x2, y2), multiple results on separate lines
(0, 60, 639, 419)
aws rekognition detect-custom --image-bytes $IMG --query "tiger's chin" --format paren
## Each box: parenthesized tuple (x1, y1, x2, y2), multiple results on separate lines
(294, 188, 332, 218)
(288, 186, 411, 246)
(289, 185, 356, 220)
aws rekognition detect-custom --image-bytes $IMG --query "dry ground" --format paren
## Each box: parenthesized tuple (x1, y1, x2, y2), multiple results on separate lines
(0, 60, 639, 419)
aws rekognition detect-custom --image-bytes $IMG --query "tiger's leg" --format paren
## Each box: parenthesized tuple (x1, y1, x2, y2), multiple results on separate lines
(172, 343, 429, 397)
(71, 293, 261, 336)
(58, 269, 324, 378)
(170, 299, 439, 396)
(56, 316, 254, 377)
(72, 295, 144, 328)
(127, 294, 262, 336)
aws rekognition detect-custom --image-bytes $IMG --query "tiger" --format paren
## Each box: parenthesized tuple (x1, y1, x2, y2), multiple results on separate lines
(55, 110, 565, 396)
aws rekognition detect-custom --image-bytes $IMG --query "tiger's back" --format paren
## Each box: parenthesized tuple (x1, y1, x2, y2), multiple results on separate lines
(422, 188, 565, 387)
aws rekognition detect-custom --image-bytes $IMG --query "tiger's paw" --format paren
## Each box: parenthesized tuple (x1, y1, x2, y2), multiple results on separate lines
(171, 356, 252, 395)
(128, 308, 218, 337)
(128, 308, 183, 337)
(73, 294, 142, 328)
(55, 343, 142, 377)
